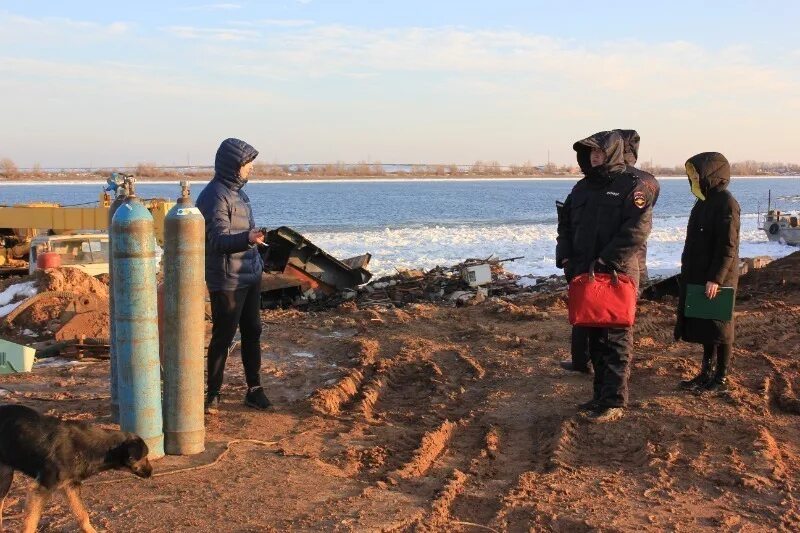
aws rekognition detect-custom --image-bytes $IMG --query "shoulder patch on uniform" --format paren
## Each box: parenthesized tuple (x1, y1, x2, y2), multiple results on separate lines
(633, 191, 647, 209)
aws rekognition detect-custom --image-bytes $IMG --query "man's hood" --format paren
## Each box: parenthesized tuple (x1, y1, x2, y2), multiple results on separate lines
(214, 138, 259, 190)
(573, 130, 626, 177)
(615, 129, 640, 166)
(685, 152, 730, 195)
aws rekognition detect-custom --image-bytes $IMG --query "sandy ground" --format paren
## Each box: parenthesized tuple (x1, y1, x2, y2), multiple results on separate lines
(1, 253, 800, 532)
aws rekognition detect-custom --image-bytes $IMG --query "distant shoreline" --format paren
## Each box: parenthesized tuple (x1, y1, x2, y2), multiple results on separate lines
(1, 174, 798, 186)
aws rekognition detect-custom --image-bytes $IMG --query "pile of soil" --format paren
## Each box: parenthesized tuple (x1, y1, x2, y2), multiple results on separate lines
(2, 267, 110, 341)
(34, 267, 109, 298)
(739, 250, 800, 297)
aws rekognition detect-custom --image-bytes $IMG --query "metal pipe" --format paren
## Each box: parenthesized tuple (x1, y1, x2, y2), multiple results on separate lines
(162, 181, 206, 455)
(112, 185, 164, 459)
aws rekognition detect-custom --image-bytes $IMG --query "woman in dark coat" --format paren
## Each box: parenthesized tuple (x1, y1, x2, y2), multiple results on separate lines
(674, 152, 741, 392)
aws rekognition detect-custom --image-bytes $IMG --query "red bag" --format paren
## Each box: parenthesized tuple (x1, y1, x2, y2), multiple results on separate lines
(568, 261, 637, 327)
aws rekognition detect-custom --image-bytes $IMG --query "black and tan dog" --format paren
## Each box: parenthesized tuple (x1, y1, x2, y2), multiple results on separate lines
(0, 404, 152, 533)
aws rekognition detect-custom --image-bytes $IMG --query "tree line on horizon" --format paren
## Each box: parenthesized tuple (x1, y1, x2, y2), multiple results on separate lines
(1, 157, 799, 180)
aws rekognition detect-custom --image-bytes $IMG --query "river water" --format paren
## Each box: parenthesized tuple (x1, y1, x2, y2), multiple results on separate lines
(2, 177, 798, 277)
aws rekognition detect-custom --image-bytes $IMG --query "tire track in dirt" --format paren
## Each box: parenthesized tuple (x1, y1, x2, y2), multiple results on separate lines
(491, 414, 651, 532)
(408, 425, 501, 531)
(370, 344, 486, 481)
(308, 337, 381, 415)
(418, 306, 584, 531)
(389, 419, 459, 481)
(310, 332, 490, 488)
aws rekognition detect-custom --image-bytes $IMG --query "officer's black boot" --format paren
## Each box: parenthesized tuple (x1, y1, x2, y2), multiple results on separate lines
(703, 344, 731, 392)
(679, 344, 714, 390)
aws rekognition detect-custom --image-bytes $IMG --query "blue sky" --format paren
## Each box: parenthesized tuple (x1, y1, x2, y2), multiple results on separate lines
(1, 1, 798, 167)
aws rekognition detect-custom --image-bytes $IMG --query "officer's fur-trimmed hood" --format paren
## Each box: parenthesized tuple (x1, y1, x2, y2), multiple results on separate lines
(573, 130, 627, 176)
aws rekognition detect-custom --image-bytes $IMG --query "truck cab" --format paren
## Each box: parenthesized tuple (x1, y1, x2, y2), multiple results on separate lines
(28, 233, 110, 276)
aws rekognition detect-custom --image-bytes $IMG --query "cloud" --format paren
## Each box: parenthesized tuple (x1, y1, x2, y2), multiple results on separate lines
(231, 18, 315, 28)
(180, 3, 241, 11)
(0, 12, 131, 38)
(1, 12, 798, 165)
(208, 24, 794, 100)
(163, 25, 259, 41)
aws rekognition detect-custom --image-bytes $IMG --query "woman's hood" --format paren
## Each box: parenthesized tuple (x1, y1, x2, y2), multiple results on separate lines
(685, 152, 730, 196)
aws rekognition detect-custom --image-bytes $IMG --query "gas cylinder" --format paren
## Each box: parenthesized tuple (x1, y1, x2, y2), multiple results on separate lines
(111, 187, 164, 459)
(108, 181, 128, 424)
(162, 182, 206, 455)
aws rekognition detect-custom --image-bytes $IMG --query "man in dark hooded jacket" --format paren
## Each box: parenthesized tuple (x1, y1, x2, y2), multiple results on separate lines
(559, 129, 659, 374)
(556, 130, 654, 421)
(196, 138, 271, 413)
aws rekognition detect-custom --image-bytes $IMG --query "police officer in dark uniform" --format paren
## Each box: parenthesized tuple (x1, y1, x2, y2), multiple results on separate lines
(617, 130, 660, 288)
(559, 129, 659, 374)
(556, 130, 654, 422)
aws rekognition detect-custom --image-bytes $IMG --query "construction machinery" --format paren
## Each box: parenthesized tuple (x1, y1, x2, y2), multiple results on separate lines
(1, 176, 374, 307)
(0, 175, 174, 278)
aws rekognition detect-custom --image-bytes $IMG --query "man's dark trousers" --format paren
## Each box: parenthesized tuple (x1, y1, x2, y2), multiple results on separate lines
(587, 327, 632, 407)
(570, 326, 591, 371)
(207, 278, 263, 394)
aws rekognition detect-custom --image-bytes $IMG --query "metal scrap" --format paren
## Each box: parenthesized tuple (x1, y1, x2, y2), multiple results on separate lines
(312, 256, 568, 310)
(260, 226, 373, 309)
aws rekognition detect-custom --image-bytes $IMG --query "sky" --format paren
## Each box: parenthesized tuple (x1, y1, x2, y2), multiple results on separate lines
(1, 1, 799, 168)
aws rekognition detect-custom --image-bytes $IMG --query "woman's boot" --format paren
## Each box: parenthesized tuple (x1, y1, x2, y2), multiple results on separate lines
(703, 344, 731, 392)
(680, 344, 715, 390)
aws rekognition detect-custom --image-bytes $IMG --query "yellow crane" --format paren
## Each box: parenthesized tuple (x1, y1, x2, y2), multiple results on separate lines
(0, 177, 175, 277)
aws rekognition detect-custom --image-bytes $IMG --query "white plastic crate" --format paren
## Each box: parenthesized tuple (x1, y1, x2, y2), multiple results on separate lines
(0, 338, 35, 374)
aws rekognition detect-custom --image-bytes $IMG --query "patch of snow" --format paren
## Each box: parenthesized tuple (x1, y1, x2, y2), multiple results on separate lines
(0, 281, 38, 318)
(34, 357, 86, 368)
(0, 301, 23, 318)
(0, 281, 37, 306)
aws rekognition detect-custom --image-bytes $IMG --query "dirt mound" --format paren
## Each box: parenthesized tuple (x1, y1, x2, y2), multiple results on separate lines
(739, 250, 800, 297)
(2, 268, 110, 341)
(34, 267, 109, 298)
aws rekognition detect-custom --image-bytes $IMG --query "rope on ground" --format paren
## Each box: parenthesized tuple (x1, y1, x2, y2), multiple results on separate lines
(449, 521, 501, 533)
(85, 438, 279, 486)
(2, 437, 300, 521)
(1, 387, 109, 402)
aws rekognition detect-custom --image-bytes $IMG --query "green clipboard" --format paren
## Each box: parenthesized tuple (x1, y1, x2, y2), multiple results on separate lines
(684, 284, 735, 321)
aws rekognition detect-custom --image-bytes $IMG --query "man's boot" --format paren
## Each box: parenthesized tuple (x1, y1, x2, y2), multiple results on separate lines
(679, 346, 714, 390)
(703, 344, 731, 393)
(560, 360, 591, 373)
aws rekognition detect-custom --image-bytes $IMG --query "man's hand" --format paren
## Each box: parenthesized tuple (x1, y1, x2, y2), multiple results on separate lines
(248, 228, 265, 245)
(705, 281, 720, 299)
